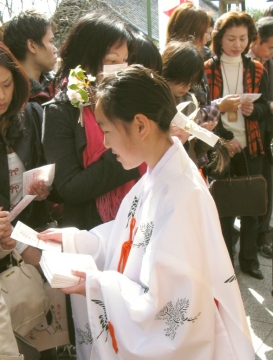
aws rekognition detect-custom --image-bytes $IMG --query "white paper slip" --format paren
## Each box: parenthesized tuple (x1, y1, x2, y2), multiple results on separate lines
(8, 195, 37, 222)
(23, 164, 55, 197)
(240, 93, 261, 102)
(11, 221, 62, 252)
(40, 252, 97, 288)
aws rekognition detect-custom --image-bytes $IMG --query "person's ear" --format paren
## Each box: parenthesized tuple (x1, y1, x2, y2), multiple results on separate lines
(252, 35, 260, 47)
(133, 114, 150, 139)
(27, 39, 38, 55)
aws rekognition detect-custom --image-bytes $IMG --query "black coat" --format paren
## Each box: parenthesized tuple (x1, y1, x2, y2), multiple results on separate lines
(42, 98, 140, 230)
(0, 102, 52, 228)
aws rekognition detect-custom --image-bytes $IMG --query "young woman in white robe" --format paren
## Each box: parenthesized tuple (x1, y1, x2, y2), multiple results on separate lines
(38, 65, 254, 360)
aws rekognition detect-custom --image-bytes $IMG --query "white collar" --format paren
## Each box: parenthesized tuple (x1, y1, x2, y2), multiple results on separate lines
(220, 52, 242, 64)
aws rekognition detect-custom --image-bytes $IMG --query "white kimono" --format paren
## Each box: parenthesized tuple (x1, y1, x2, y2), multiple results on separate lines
(63, 138, 254, 360)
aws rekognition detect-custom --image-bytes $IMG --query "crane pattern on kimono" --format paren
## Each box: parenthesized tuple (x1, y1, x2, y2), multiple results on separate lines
(224, 274, 237, 283)
(155, 298, 201, 340)
(91, 299, 109, 342)
(133, 221, 154, 253)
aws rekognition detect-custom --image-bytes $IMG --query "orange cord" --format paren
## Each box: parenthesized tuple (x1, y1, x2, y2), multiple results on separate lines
(108, 321, 118, 354)
(199, 168, 207, 183)
(117, 217, 136, 273)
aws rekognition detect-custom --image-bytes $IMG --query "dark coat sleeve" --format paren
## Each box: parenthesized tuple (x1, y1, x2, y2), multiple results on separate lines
(244, 69, 270, 122)
(23, 102, 63, 204)
(42, 102, 140, 205)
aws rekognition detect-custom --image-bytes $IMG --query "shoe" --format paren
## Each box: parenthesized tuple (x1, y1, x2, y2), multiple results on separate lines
(259, 244, 272, 258)
(243, 269, 264, 280)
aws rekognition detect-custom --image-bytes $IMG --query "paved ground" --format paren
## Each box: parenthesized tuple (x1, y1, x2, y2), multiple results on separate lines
(234, 248, 273, 359)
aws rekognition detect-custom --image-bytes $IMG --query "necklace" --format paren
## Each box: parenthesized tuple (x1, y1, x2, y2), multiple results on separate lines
(221, 61, 241, 122)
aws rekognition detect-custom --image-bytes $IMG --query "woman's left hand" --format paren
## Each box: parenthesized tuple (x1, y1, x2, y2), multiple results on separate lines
(60, 271, 87, 296)
(170, 125, 190, 144)
(0, 211, 16, 250)
(28, 181, 50, 201)
(240, 101, 254, 116)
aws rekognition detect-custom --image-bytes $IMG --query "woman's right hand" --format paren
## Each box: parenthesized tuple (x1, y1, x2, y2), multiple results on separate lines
(37, 228, 63, 243)
(218, 94, 241, 113)
(60, 271, 87, 296)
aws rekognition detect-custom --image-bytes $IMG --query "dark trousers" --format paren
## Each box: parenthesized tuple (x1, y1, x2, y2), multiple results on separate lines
(258, 151, 273, 246)
(220, 149, 263, 271)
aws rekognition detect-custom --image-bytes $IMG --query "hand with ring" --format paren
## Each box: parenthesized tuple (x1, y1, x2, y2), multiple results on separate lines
(28, 181, 50, 201)
(226, 138, 242, 157)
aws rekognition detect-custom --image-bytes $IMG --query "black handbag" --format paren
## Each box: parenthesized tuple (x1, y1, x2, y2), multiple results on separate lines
(209, 151, 267, 217)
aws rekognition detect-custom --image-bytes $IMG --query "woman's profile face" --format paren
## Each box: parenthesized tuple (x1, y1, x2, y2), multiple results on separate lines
(0, 65, 14, 116)
(202, 26, 213, 47)
(103, 41, 128, 65)
(95, 99, 142, 170)
(168, 81, 191, 98)
(221, 25, 248, 57)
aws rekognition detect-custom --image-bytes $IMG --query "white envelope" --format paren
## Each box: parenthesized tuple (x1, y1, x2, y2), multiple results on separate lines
(40, 252, 97, 288)
(11, 221, 62, 252)
(23, 164, 55, 197)
(8, 195, 37, 222)
(240, 93, 261, 102)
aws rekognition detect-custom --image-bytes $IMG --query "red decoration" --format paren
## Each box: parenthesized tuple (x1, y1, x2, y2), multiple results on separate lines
(163, 0, 192, 17)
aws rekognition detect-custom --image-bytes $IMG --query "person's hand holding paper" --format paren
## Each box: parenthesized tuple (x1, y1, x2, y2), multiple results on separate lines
(40, 252, 97, 295)
(60, 270, 87, 296)
(37, 228, 63, 243)
(0, 210, 15, 251)
(239, 93, 261, 116)
(23, 164, 55, 200)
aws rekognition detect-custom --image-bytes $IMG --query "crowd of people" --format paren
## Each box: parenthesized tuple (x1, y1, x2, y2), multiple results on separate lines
(0, 2, 273, 359)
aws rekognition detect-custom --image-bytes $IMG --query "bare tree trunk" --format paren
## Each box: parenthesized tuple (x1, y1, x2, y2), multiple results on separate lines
(5, 0, 13, 18)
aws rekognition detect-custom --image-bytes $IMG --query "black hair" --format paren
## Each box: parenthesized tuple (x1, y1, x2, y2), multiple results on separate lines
(256, 17, 273, 44)
(0, 42, 29, 131)
(162, 41, 204, 86)
(97, 65, 177, 132)
(3, 9, 54, 61)
(211, 11, 257, 57)
(55, 12, 134, 88)
(128, 31, 162, 74)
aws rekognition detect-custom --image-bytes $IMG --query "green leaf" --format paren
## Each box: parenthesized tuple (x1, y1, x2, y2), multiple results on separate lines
(79, 88, 88, 102)
(68, 84, 78, 90)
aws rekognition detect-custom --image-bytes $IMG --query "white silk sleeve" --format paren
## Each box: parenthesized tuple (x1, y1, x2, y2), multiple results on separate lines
(62, 221, 114, 270)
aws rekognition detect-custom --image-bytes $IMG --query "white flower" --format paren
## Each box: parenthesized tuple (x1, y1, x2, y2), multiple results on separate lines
(67, 76, 79, 86)
(87, 74, 96, 82)
(67, 89, 83, 102)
